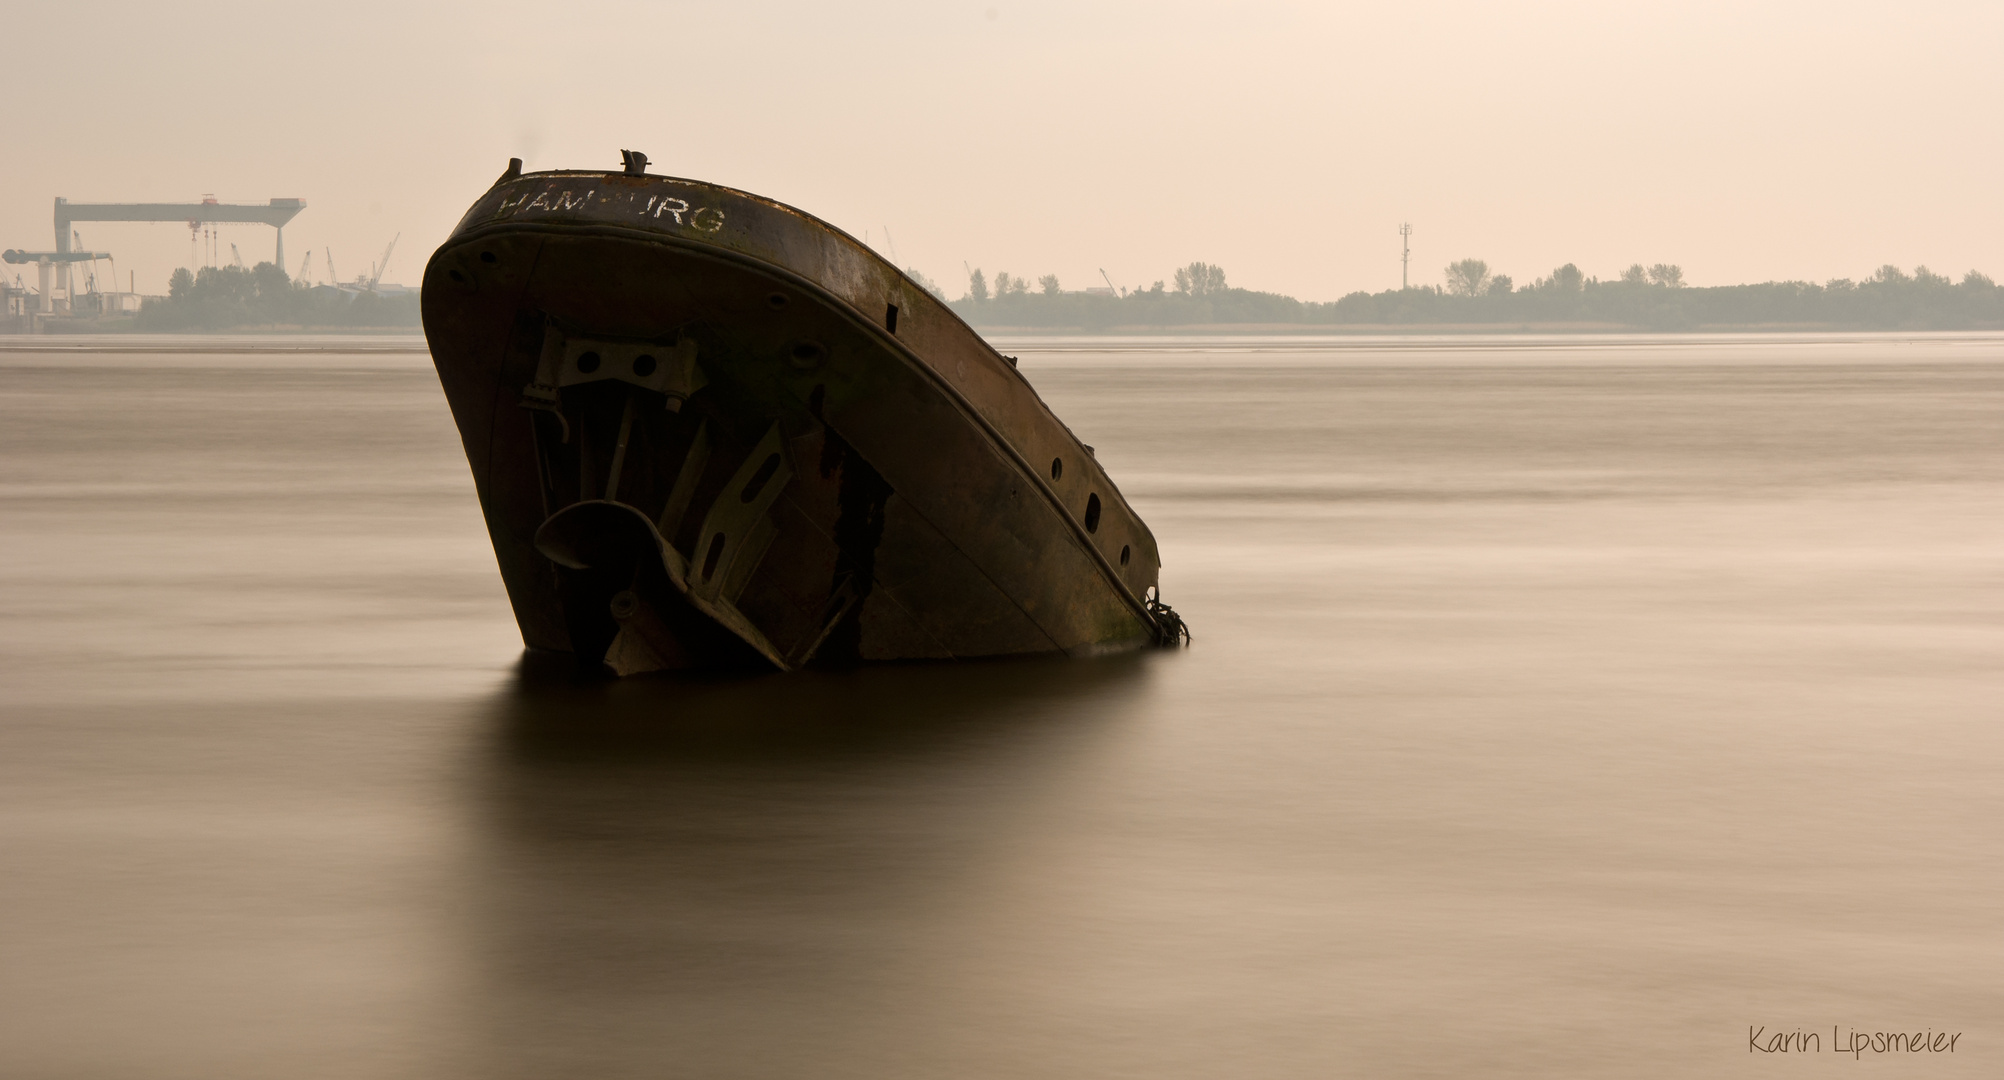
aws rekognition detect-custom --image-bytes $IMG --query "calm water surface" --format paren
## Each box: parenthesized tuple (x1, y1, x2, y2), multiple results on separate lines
(2, 333, 2000, 1078)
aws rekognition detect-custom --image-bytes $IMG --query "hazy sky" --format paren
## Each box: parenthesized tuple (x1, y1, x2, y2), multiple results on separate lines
(7, 0, 1999, 301)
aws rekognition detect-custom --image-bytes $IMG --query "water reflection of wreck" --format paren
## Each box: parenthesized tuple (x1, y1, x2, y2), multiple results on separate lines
(422, 152, 1185, 675)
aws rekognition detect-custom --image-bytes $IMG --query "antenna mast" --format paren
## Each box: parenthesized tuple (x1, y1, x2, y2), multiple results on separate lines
(1399, 223, 1412, 290)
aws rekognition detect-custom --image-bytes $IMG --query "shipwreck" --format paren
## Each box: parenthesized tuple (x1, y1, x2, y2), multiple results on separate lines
(421, 151, 1185, 674)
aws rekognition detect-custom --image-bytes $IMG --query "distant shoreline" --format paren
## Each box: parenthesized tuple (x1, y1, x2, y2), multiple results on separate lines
(945, 263, 2004, 334)
(10, 320, 2003, 341)
(6, 328, 2004, 356)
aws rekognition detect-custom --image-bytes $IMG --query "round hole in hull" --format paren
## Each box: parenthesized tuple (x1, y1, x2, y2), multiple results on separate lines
(1119, 545, 1131, 565)
(633, 354, 657, 377)
(1084, 492, 1102, 533)
(789, 341, 828, 370)
(1050, 457, 1063, 480)
(577, 351, 601, 374)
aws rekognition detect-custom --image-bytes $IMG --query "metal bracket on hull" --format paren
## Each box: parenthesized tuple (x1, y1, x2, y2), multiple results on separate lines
(656, 421, 711, 541)
(688, 423, 793, 606)
(520, 321, 707, 423)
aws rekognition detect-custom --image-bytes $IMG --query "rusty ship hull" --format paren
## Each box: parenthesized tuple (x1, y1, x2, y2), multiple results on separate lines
(421, 160, 1172, 674)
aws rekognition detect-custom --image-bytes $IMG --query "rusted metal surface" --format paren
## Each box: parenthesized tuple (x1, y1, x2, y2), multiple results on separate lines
(421, 157, 1173, 673)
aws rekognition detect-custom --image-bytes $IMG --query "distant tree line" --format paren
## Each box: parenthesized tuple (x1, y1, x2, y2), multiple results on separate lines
(136, 263, 420, 330)
(123, 255, 2004, 332)
(944, 261, 2004, 331)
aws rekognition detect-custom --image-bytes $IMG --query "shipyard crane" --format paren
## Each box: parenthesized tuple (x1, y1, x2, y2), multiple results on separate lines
(325, 248, 336, 289)
(43, 195, 305, 299)
(230, 243, 245, 269)
(367, 234, 399, 290)
(296, 250, 313, 285)
(68, 231, 102, 295)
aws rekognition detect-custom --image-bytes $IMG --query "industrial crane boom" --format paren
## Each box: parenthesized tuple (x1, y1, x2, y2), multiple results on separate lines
(368, 234, 399, 289)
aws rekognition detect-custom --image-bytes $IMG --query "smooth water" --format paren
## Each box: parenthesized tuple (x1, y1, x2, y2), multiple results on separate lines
(3, 333, 2000, 1078)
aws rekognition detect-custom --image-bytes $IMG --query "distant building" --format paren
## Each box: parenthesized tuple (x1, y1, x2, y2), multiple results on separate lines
(1, 277, 150, 331)
(76, 291, 143, 315)
(2, 279, 37, 331)
(310, 281, 417, 300)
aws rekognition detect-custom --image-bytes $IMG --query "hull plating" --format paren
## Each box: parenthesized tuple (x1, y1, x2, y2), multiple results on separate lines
(421, 167, 1167, 672)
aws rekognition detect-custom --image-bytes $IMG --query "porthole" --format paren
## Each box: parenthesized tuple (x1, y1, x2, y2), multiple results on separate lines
(633, 353, 657, 377)
(448, 269, 466, 283)
(1050, 457, 1063, 480)
(577, 351, 602, 373)
(479, 251, 497, 264)
(789, 341, 828, 370)
(767, 293, 788, 308)
(1119, 544, 1131, 566)
(1084, 492, 1102, 533)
